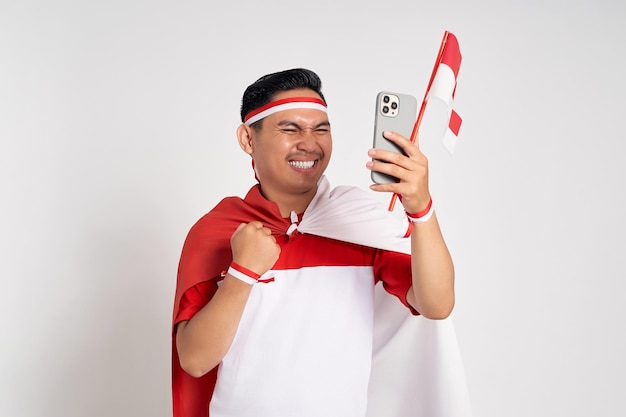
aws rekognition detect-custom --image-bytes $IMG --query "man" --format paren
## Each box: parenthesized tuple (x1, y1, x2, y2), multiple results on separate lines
(172, 68, 456, 417)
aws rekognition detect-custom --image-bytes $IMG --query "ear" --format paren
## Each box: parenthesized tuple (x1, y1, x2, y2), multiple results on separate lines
(237, 124, 254, 155)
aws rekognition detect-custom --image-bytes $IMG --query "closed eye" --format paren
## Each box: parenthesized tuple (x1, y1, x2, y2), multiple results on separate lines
(276, 120, 331, 136)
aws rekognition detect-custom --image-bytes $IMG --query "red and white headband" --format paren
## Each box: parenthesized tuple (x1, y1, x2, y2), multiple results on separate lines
(243, 97, 327, 125)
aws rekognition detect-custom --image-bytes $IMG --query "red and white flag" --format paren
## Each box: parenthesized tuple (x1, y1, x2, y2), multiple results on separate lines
(425, 31, 463, 154)
(388, 31, 463, 211)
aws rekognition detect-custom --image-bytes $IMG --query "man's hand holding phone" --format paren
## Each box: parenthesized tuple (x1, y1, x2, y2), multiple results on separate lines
(367, 130, 431, 215)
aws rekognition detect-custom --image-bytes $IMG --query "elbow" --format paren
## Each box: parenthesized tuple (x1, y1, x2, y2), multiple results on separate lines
(421, 305, 454, 320)
(419, 296, 455, 320)
(176, 325, 220, 378)
(178, 354, 219, 378)
(184, 367, 210, 379)
(180, 364, 205, 379)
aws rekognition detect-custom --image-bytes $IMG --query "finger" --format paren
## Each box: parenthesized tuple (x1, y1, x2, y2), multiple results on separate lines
(369, 180, 405, 195)
(381, 131, 424, 159)
(248, 221, 264, 229)
(366, 159, 409, 183)
(368, 148, 418, 172)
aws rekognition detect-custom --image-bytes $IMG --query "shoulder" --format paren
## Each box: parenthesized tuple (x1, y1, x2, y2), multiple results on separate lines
(181, 196, 246, 247)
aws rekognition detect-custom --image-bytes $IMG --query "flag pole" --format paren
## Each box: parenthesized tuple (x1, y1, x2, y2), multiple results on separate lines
(388, 30, 450, 211)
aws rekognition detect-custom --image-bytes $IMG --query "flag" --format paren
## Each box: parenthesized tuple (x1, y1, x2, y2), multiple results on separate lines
(388, 31, 463, 211)
(426, 31, 463, 154)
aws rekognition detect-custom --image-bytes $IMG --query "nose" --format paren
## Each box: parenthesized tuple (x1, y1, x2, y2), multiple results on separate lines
(295, 129, 319, 152)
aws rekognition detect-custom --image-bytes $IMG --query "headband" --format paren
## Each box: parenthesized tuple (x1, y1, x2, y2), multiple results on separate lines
(243, 97, 327, 125)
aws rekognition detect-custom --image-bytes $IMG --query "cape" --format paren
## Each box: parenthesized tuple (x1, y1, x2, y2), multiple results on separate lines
(172, 176, 473, 417)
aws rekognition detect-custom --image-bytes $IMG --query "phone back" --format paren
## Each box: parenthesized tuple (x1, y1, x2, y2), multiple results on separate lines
(371, 91, 418, 184)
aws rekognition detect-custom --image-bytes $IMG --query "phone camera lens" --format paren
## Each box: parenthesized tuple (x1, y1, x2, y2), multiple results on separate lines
(391, 102, 398, 110)
(382, 106, 389, 114)
(383, 95, 390, 103)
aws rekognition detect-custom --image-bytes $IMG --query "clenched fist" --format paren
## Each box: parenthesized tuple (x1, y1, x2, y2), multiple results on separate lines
(230, 221, 281, 276)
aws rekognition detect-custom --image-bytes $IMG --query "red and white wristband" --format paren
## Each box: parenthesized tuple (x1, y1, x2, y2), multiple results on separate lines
(227, 262, 261, 285)
(406, 199, 435, 224)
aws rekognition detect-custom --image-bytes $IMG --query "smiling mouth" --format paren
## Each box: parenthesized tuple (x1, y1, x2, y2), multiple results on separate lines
(289, 160, 317, 169)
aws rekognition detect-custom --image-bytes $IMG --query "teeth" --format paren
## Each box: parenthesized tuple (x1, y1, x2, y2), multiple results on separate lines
(289, 160, 315, 169)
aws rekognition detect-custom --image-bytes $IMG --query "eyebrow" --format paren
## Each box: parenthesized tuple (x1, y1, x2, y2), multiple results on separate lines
(276, 120, 331, 129)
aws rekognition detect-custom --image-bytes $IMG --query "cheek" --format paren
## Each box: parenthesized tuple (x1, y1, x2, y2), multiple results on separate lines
(251, 142, 289, 171)
(252, 138, 289, 158)
(322, 136, 333, 155)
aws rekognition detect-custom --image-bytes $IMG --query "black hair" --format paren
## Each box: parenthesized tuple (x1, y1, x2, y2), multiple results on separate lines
(240, 68, 326, 127)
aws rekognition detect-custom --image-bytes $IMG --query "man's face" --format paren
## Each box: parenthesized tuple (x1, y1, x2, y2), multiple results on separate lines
(246, 88, 332, 203)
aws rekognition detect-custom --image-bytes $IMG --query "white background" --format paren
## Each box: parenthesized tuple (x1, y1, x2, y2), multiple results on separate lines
(2, 1, 625, 416)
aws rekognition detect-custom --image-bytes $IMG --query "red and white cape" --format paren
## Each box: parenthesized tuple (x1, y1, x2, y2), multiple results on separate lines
(172, 176, 472, 417)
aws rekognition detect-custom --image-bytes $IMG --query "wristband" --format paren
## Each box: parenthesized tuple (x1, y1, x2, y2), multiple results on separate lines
(406, 199, 434, 224)
(227, 262, 261, 285)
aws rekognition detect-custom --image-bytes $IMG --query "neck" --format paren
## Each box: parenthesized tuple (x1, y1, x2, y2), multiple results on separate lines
(259, 185, 318, 218)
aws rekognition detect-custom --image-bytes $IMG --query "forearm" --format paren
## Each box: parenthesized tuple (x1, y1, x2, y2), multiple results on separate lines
(176, 275, 253, 377)
(408, 212, 455, 319)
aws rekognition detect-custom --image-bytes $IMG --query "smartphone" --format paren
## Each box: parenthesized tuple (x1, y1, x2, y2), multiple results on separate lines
(371, 91, 418, 184)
